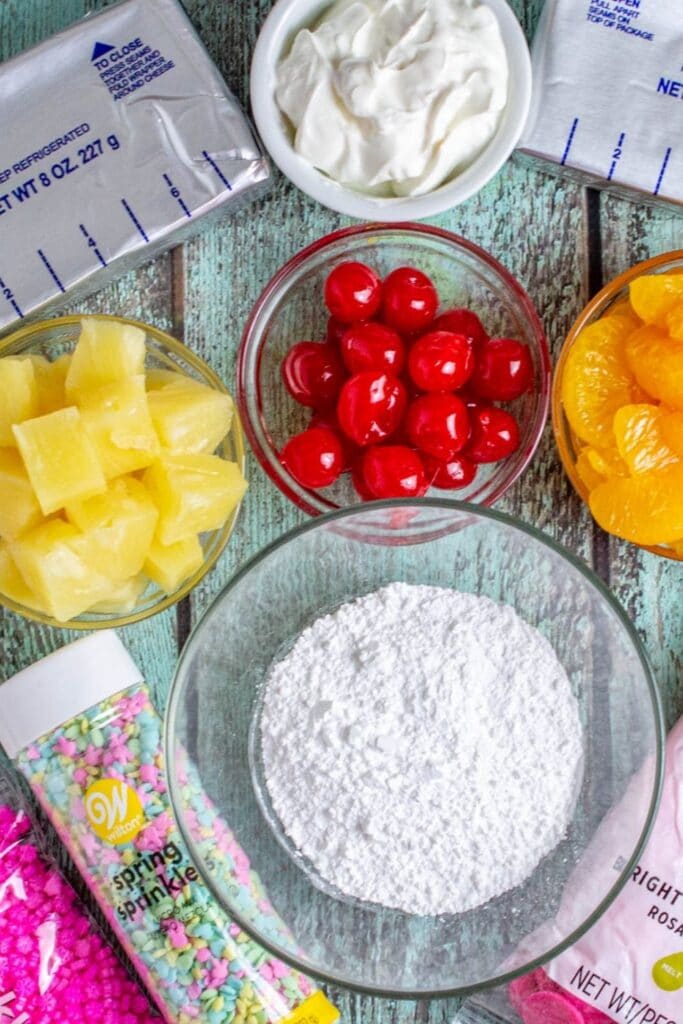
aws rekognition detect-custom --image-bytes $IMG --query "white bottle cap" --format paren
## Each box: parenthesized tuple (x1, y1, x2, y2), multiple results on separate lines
(0, 631, 144, 759)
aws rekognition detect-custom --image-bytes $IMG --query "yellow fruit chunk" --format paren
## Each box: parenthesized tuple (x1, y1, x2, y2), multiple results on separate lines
(613, 404, 680, 474)
(10, 519, 111, 621)
(625, 325, 683, 409)
(665, 304, 683, 342)
(66, 477, 158, 580)
(90, 575, 147, 614)
(143, 534, 204, 593)
(0, 542, 47, 614)
(589, 463, 683, 545)
(562, 315, 640, 447)
(65, 317, 145, 399)
(660, 409, 683, 456)
(13, 407, 106, 515)
(630, 274, 683, 327)
(22, 353, 71, 414)
(148, 378, 233, 454)
(0, 448, 43, 539)
(0, 358, 39, 446)
(79, 375, 160, 478)
(143, 453, 247, 545)
(145, 368, 190, 390)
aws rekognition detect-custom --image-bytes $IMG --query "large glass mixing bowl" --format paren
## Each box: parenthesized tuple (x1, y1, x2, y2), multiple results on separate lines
(165, 501, 663, 998)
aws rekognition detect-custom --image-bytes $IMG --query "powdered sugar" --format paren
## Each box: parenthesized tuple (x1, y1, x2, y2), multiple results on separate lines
(260, 583, 584, 916)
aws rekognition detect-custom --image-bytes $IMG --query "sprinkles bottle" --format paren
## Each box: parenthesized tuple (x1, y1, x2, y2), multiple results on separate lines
(0, 633, 337, 1024)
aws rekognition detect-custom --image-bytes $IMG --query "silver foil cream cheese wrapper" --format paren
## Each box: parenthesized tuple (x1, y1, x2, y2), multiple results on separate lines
(0, 0, 270, 332)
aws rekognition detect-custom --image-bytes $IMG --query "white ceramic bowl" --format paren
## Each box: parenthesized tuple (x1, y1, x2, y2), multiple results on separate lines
(250, 0, 532, 221)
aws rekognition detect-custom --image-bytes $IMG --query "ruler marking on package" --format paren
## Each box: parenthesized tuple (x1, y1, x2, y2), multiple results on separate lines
(654, 147, 672, 196)
(202, 148, 233, 191)
(36, 248, 66, 294)
(162, 172, 192, 219)
(79, 223, 108, 268)
(560, 117, 579, 166)
(607, 131, 626, 182)
(120, 197, 149, 243)
(0, 275, 23, 319)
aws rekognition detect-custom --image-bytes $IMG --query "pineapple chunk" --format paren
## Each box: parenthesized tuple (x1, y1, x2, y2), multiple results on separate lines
(0, 358, 39, 445)
(0, 542, 47, 614)
(148, 378, 233, 454)
(65, 317, 145, 399)
(145, 368, 195, 390)
(10, 519, 111, 621)
(0, 448, 43, 539)
(143, 453, 247, 545)
(13, 407, 106, 515)
(79, 375, 160, 478)
(25, 353, 71, 414)
(90, 574, 147, 614)
(144, 534, 204, 593)
(66, 477, 158, 580)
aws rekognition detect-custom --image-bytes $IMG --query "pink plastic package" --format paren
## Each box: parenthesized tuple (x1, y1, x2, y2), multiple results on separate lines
(0, 775, 160, 1024)
(464, 715, 683, 1024)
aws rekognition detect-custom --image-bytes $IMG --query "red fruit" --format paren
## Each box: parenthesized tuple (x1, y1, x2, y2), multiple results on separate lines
(337, 372, 407, 447)
(408, 330, 475, 392)
(470, 337, 533, 401)
(432, 308, 488, 348)
(406, 393, 470, 460)
(423, 453, 477, 489)
(351, 455, 375, 500)
(281, 342, 345, 408)
(465, 406, 520, 463)
(324, 261, 382, 323)
(309, 410, 355, 470)
(381, 267, 438, 334)
(281, 427, 344, 488)
(362, 446, 428, 499)
(326, 316, 347, 346)
(341, 322, 405, 375)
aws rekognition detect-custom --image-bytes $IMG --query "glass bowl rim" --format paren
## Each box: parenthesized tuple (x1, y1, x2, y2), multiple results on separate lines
(237, 221, 552, 518)
(552, 249, 683, 562)
(0, 313, 246, 629)
(165, 496, 664, 1000)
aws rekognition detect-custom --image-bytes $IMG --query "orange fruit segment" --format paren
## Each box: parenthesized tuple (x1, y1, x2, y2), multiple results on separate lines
(625, 325, 683, 409)
(562, 315, 640, 447)
(630, 274, 683, 327)
(613, 404, 680, 474)
(660, 409, 683, 456)
(665, 304, 683, 342)
(589, 462, 683, 545)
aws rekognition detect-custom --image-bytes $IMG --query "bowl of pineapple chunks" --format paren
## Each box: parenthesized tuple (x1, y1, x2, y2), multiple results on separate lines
(0, 315, 247, 626)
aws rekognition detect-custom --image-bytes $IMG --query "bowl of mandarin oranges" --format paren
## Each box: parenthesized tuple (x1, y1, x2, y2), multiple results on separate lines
(554, 251, 683, 560)
(238, 223, 550, 515)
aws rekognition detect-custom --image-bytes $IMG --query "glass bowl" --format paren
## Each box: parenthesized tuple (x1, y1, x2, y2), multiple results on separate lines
(237, 224, 550, 516)
(166, 500, 663, 999)
(0, 314, 246, 628)
(553, 250, 683, 562)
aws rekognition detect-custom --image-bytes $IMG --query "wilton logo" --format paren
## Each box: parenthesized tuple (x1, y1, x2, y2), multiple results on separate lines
(84, 779, 145, 845)
(0, 991, 29, 1023)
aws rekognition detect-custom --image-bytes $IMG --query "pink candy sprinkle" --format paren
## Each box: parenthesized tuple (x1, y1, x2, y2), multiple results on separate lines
(0, 805, 159, 1022)
(54, 737, 77, 758)
(521, 991, 585, 1024)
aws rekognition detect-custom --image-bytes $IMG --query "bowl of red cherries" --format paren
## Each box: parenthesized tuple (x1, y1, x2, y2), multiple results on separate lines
(238, 224, 550, 515)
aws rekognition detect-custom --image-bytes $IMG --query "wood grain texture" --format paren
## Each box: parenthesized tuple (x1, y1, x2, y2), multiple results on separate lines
(0, 0, 681, 1021)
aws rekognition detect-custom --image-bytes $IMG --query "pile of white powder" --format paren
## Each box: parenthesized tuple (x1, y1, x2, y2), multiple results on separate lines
(261, 583, 583, 916)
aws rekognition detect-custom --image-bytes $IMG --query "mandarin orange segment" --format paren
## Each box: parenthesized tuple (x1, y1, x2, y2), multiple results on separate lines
(629, 274, 683, 327)
(625, 325, 683, 409)
(586, 446, 628, 478)
(575, 448, 606, 491)
(589, 463, 683, 545)
(562, 315, 641, 447)
(665, 304, 683, 342)
(660, 410, 683, 456)
(613, 404, 680, 474)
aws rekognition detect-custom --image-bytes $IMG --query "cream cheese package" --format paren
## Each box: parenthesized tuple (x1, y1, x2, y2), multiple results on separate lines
(519, 0, 683, 210)
(0, 0, 269, 333)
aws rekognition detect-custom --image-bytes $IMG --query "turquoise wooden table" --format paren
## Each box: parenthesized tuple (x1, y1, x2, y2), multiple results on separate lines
(0, 0, 681, 1021)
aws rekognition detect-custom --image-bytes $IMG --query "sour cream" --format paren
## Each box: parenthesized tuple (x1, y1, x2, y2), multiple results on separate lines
(275, 0, 509, 198)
